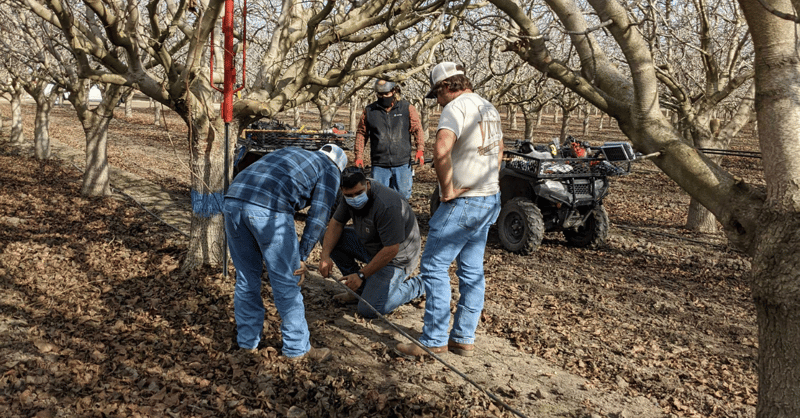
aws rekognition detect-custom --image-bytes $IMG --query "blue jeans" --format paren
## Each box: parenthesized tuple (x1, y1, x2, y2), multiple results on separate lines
(223, 198, 310, 357)
(372, 164, 413, 200)
(419, 193, 501, 347)
(329, 228, 424, 317)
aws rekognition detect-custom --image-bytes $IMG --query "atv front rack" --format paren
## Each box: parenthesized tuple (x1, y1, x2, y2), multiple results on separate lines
(503, 151, 630, 179)
(241, 129, 353, 153)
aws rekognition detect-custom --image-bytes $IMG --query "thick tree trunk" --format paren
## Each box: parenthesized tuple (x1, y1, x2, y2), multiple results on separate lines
(536, 108, 543, 127)
(685, 198, 718, 232)
(751, 213, 800, 418)
(316, 102, 336, 129)
(78, 86, 122, 196)
(10, 92, 25, 144)
(33, 101, 53, 160)
(524, 113, 536, 140)
(185, 114, 228, 270)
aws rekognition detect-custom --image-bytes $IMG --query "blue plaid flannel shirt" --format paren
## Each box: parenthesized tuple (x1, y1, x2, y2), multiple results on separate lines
(225, 147, 341, 261)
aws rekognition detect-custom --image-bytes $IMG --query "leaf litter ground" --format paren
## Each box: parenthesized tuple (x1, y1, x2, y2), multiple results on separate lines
(0, 102, 757, 417)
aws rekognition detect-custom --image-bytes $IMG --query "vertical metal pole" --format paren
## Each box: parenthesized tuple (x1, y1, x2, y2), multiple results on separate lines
(223, 122, 229, 277)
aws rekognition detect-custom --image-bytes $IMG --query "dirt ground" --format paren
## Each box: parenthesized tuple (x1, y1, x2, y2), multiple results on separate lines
(0, 101, 758, 418)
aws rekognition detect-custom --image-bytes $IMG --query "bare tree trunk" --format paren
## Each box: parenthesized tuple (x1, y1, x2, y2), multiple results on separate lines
(524, 112, 536, 140)
(552, 106, 558, 123)
(9, 91, 25, 145)
(559, 109, 571, 142)
(536, 108, 543, 127)
(751, 213, 800, 418)
(686, 199, 719, 232)
(420, 102, 432, 143)
(316, 101, 336, 129)
(123, 89, 135, 118)
(33, 99, 54, 159)
(598, 112, 605, 130)
(510, 105, 518, 130)
(185, 113, 230, 270)
(293, 106, 301, 127)
(154, 102, 162, 127)
(582, 109, 590, 136)
(78, 85, 122, 196)
(349, 97, 360, 132)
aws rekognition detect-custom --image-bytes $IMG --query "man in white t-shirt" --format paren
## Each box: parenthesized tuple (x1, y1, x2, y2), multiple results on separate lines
(397, 62, 503, 358)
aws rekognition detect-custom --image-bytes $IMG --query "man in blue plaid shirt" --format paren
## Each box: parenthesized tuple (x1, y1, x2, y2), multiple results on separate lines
(224, 144, 347, 361)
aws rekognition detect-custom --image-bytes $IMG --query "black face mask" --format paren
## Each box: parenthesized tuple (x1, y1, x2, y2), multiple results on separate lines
(377, 96, 394, 108)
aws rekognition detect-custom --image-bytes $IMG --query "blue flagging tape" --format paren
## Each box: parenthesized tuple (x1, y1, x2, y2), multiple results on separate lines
(191, 190, 224, 217)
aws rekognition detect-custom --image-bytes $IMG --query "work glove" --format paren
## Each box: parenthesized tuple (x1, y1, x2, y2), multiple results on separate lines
(355, 158, 364, 168)
(415, 150, 425, 166)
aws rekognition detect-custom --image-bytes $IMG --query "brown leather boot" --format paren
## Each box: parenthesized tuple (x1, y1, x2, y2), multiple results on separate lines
(396, 342, 447, 357)
(289, 347, 332, 363)
(448, 340, 475, 357)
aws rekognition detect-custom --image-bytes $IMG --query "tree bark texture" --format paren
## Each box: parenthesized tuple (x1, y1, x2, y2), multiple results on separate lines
(33, 101, 52, 160)
(751, 212, 800, 418)
(76, 85, 122, 196)
(10, 92, 25, 144)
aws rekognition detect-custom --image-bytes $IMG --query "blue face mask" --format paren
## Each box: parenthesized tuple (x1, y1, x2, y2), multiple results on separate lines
(345, 190, 369, 209)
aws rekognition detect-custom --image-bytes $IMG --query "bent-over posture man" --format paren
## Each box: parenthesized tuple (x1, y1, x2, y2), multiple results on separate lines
(224, 144, 347, 361)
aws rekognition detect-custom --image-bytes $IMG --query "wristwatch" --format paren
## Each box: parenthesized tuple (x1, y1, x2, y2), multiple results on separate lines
(356, 271, 365, 280)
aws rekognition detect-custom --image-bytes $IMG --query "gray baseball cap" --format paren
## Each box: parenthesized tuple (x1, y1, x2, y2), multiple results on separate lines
(374, 79, 397, 93)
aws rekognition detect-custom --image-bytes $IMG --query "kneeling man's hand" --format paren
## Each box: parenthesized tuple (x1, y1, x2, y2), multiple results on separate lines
(340, 273, 363, 292)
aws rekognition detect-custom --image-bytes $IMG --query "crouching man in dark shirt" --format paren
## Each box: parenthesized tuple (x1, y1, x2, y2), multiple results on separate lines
(318, 167, 425, 317)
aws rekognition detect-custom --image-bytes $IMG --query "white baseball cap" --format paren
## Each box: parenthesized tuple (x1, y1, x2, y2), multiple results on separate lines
(318, 144, 347, 172)
(426, 62, 465, 99)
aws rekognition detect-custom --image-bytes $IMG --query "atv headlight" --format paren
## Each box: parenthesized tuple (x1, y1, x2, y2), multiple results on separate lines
(535, 180, 572, 204)
(593, 179, 608, 197)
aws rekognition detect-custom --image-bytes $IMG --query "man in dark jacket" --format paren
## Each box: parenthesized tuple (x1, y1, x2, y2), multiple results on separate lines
(353, 79, 426, 200)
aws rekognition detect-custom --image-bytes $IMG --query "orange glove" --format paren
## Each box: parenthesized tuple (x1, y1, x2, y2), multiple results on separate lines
(415, 150, 424, 166)
(355, 158, 364, 168)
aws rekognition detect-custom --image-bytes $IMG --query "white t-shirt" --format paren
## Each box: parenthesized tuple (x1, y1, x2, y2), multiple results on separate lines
(437, 92, 502, 197)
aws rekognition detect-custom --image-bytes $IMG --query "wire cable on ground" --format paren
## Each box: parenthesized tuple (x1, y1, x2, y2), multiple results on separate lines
(305, 265, 530, 418)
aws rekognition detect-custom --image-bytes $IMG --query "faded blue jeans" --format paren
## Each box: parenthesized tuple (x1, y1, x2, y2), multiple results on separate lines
(329, 227, 424, 317)
(223, 198, 310, 358)
(372, 164, 413, 200)
(419, 192, 501, 348)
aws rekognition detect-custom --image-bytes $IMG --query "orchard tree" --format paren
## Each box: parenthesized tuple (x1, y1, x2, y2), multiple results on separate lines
(490, 0, 799, 416)
(16, 0, 480, 269)
(0, 8, 63, 159)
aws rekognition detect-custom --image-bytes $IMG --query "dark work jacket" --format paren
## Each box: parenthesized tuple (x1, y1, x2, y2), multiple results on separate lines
(364, 99, 412, 167)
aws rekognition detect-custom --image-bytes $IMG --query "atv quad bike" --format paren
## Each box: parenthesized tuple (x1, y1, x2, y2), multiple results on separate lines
(497, 138, 634, 254)
(430, 137, 634, 255)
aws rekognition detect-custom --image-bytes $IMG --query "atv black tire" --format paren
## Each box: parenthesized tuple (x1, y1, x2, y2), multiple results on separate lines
(563, 205, 610, 248)
(497, 197, 545, 255)
(430, 185, 441, 216)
